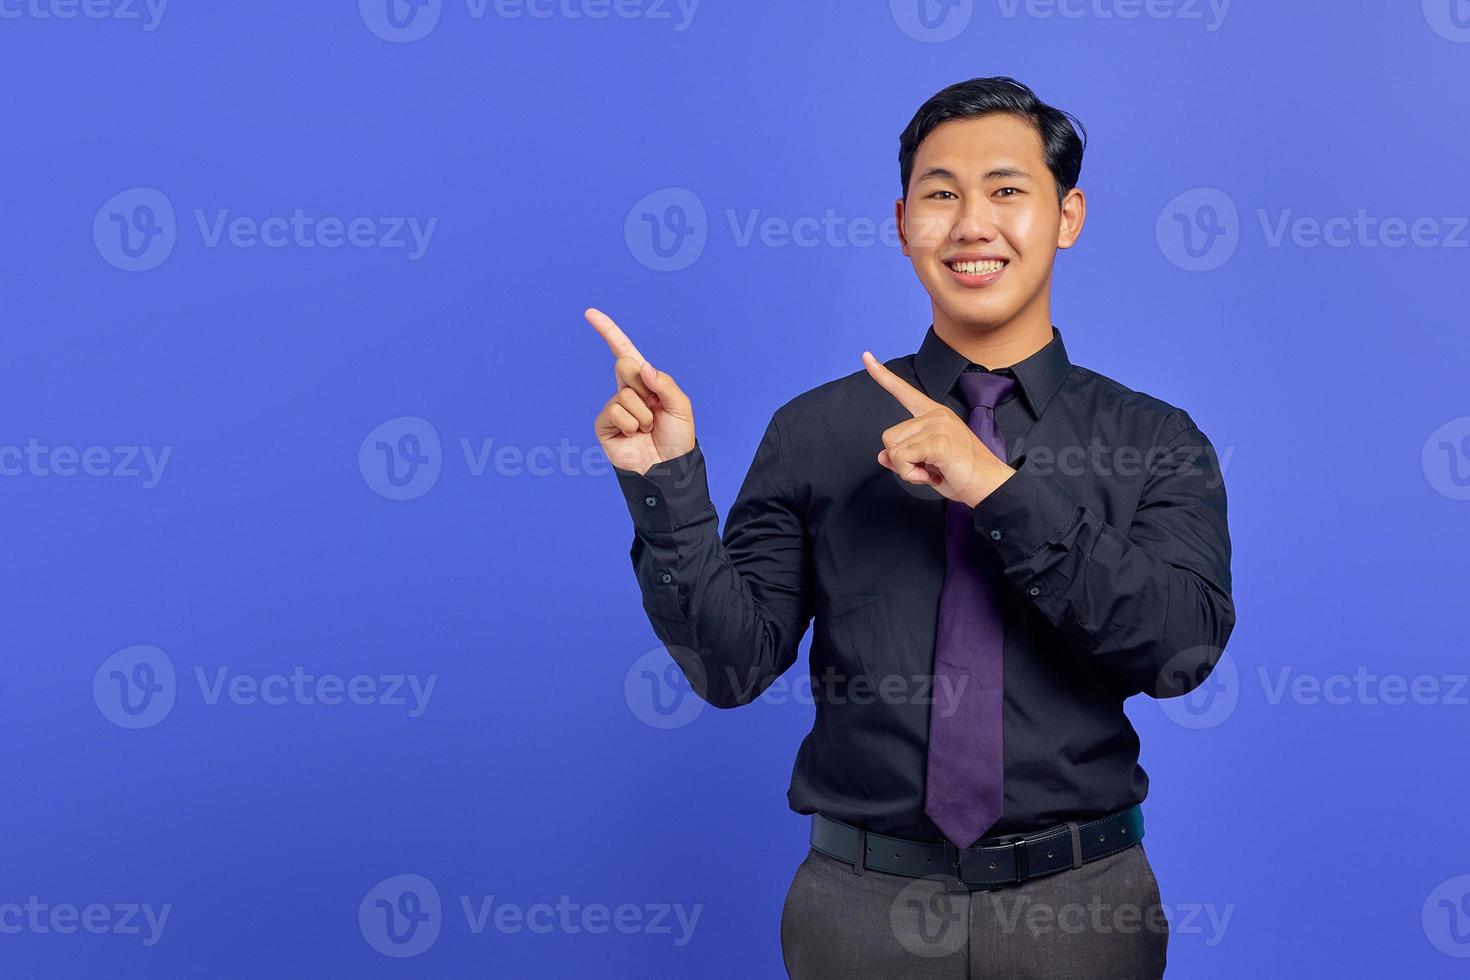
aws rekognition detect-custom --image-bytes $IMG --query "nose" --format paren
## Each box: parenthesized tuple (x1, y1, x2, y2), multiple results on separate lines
(950, 196, 1000, 244)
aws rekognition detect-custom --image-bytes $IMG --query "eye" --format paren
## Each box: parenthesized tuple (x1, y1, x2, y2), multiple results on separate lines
(995, 187, 1022, 198)
(927, 190, 957, 200)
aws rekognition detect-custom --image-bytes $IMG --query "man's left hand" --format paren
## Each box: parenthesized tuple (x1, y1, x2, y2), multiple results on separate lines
(862, 350, 1016, 508)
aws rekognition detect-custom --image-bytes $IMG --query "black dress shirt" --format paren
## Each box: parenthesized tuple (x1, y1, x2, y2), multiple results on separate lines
(612, 324, 1235, 839)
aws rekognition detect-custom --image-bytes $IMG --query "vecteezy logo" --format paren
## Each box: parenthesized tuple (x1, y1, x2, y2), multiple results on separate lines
(624, 188, 707, 272)
(359, 417, 443, 500)
(889, 876, 968, 958)
(359, 874, 442, 958)
(1423, 0, 1470, 42)
(1423, 875, 1470, 957)
(890, 0, 973, 42)
(93, 645, 177, 729)
(624, 647, 706, 729)
(93, 188, 177, 272)
(359, 0, 442, 42)
(1422, 417, 1470, 501)
(1156, 187, 1239, 272)
(1156, 648, 1239, 730)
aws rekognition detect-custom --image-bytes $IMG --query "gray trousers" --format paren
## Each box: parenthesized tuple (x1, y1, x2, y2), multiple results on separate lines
(780, 840, 1168, 978)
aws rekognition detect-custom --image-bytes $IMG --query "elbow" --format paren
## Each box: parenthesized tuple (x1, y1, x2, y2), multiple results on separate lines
(1150, 586, 1235, 699)
(686, 657, 771, 710)
(699, 681, 760, 710)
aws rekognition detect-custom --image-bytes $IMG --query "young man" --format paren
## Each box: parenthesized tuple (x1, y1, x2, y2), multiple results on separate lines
(589, 76, 1234, 978)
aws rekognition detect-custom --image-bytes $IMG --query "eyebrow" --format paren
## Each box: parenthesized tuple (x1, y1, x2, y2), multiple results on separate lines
(914, 166, 1034, 184)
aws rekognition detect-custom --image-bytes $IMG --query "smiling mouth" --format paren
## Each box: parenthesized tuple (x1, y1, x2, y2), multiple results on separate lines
(944, 258, 1008, 275)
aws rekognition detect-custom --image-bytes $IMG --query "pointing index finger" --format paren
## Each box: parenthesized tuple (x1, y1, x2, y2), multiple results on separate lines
(862, 350, 939, 417)
(585, 307, 645, 362)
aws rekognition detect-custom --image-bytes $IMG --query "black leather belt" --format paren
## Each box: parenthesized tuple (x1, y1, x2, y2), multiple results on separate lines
(810, 804, 1144, 891)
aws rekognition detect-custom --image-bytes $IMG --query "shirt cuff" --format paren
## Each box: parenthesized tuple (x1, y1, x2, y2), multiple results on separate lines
(970, 453, 1082, 567)
(612, 440, 715, 535)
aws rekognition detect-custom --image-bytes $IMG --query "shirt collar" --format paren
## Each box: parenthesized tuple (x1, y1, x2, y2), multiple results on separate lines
(914, 322, 1072, 419)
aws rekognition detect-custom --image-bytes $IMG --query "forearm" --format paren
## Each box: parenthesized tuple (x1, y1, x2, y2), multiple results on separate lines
(614, 432, 807, 708)
(972, 417, 1235, 696)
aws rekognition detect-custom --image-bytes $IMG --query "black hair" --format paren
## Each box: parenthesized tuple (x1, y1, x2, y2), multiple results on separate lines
(898, 76, 1087, 207)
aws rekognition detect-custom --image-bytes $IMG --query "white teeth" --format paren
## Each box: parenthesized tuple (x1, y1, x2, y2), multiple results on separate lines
(949, 259, 1006, 275)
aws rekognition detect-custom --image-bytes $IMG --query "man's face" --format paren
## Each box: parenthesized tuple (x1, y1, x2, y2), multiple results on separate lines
(897, 113, 1083, 331)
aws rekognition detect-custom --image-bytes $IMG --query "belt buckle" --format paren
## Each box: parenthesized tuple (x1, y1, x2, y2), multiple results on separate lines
(940, 839, 969, 893)
(967, 837, 1031, 891)
(941, 838, 1027, 891)
(1009, 836, 1030, 884)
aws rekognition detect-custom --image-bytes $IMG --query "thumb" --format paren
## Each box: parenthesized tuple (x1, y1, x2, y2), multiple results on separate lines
(640, 360, 692, 418)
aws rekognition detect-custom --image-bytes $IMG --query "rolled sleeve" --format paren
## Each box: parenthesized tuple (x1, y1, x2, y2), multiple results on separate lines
(971, 453, 1082, 577)
(969, 414, 1235, 697)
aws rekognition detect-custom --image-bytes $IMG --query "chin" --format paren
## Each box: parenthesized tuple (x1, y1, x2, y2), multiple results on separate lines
(940, 297, 1017, 330)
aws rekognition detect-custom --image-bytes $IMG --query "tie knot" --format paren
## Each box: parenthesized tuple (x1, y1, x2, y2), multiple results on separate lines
(957, 370, 1015, 412)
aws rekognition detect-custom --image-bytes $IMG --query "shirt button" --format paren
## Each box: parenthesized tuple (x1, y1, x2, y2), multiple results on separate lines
(990, 529, 1002, 540)
(660, 572, 674, 584)
(1029, 586, 1040, 596)
(643, 495, 659, 507)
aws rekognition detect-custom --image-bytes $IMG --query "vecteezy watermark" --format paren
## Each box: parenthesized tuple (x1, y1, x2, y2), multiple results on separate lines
(890, 0, 1228, 42)
(886, 427, 1234, 505)
(1259, 666, 1469, 708)
(458, 894, 701, 946)
(194, 666, 436, 717)
(1423, 874, 1470, 958)
(359, 0, 443, 42)
(93, 188, 437, 272)
(0, 0, 168, 30)
(1155, 188, 1239, 272)
(93, 646, 437, 729)
(93, 645, 176, 729)
(358, 873, 702, 958)
(0, 897, 171, 947)
(1153, 647, 1470, 730)
(358, 417, 627, 500)
(624, 188, 707, 272)
(1158, 187, 1469, 271)
(358, 0, 699, 43)
(92, 188, 176, 272)
(1256, 210, 1469, 250)
(360, 875, 442, 958)
(625, 647, 708, 729)
(979, 892, 1232, 946)
(1423, 416, 1470, 501)
(1155, 647, 1239, 730)
(888, 877, 967, 959)
(890, 0, 973, 43)
(1008, 433, 1233, 489)
(624, 645, 972, 729)
(888, 876, 1232, 959)
(990, 0, 1230, 30)
(624, 187, 905, 272)
(0, 439, 171, 488)
(1423, 0, 1470, 43)
(457, 436, 613, 478)
(359, 417, 443, 501)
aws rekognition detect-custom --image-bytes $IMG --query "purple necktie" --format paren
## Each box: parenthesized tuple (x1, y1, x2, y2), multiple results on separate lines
(924, 369, 1015, 850)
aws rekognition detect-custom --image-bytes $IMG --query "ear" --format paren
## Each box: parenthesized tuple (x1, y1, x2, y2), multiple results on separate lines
(895, 197, 910, 257)
(1057, 186, 1086, 251)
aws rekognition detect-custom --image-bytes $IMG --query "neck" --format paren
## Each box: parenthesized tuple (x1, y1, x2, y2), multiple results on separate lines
(932, 304, 1053, 370)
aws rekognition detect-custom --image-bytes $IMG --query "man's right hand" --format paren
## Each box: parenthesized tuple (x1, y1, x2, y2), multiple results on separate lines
(586, 307, 696, 476)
